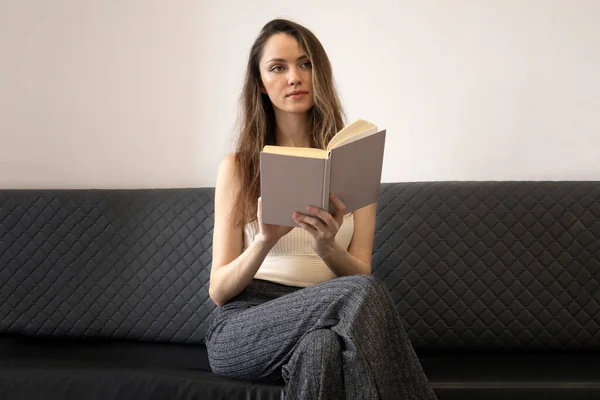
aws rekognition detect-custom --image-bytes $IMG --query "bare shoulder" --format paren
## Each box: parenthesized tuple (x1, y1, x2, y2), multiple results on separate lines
(212, 152, 244, 271)
(215, 152, 242, 216)
(217, 153, 238, 180)
(216, 153, 240, 192)
(221, 152, 237, 167)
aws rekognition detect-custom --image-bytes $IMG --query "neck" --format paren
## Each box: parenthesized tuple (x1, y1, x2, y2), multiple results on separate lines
(274, 109, 311, 148)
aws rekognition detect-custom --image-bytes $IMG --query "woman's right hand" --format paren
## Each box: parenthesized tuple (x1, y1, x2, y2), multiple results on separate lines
(255, 197, 294, 245)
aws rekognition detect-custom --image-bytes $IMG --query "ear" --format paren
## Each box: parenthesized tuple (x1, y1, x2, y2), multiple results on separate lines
(259, 83, 267, 94)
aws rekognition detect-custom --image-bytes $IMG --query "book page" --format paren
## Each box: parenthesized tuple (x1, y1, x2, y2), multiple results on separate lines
(330, 126, 378, 149)
(327, 119, 378, 151)
(262, 145, 327, 159)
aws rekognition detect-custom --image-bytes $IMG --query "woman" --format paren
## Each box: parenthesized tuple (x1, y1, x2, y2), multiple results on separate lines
(206, 18, 437, 400)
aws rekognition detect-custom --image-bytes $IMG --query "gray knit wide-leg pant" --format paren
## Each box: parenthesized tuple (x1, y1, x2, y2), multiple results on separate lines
(205, 274, 437, 400)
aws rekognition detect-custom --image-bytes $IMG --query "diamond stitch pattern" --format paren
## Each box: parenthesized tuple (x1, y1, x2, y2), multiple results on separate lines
(372, 182, 600, 352)
(0, 189, 216, 344)
(2, 182, 599, 354)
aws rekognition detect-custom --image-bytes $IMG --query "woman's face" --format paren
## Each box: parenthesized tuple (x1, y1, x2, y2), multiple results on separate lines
(259, 33, 314, 115)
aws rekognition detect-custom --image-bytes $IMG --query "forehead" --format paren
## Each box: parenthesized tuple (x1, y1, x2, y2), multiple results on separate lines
(260, 33, 306, 63)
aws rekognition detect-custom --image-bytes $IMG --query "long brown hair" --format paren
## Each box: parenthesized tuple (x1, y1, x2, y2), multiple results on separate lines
(232, 19, 345, 228)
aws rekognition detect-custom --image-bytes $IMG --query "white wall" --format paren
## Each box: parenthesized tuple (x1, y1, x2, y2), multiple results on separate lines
(0, 1, 203, 188)
(1, 0, 599, 189)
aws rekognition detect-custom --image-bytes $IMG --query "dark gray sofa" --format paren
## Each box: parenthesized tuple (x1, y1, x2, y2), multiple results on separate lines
(1, 181, 599, 399)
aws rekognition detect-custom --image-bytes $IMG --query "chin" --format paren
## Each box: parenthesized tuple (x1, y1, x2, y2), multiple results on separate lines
(284, 103, 314, 114)
(289, 107, 313, 114)
(273, 101, 314, 115)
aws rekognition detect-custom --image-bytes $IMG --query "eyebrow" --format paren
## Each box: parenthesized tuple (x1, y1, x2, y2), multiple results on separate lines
(266, 55, 309, 64)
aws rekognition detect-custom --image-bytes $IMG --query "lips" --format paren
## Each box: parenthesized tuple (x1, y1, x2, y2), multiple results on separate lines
(287, 91, 308, 97)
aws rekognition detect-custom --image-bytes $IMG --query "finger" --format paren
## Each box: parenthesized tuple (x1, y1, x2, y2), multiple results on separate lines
(294, 212, 327, 234)
(329, 193, 346, 225)
(303, 209, 332, 233)
(329, 193, 346, 216)
(294, 219, 318, 236)
(257, 197, 263, 222)
(305, 206, 337, 231)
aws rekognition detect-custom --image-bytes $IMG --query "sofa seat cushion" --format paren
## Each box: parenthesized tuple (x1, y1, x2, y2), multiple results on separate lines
(0, 335, 285, 400)
(2, 335, 600, 400)
(420, 353, 600, 400)
(0, 334, 214, 371)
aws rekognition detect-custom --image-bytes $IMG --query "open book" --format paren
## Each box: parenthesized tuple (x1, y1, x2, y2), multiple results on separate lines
(260, 119, 386, 227)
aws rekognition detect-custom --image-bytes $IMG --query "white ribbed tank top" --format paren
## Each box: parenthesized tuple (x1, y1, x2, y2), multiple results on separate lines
(243, 213, 355, 287)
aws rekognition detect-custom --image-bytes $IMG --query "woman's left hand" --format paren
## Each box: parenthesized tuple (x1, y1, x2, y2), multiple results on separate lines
(292, 193, 346, 258)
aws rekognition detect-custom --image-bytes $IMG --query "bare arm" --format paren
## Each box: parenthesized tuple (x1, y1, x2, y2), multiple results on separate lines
(209, 154, 291, 307)
(319, 202, 376, 276)
(209, 154, 267, 306)
(209, 235, 275, 307)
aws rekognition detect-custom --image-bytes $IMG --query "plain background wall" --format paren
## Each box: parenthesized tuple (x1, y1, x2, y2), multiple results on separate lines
(1, 0, 599, 189)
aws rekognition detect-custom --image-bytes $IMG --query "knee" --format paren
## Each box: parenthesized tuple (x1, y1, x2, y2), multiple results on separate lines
(297, 329, 342, 354)
(341, 274, 387, 298)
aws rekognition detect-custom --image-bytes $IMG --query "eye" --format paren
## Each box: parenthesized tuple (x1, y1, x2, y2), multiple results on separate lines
(270, 65, 285, 73)
(300, 61, 312, 69)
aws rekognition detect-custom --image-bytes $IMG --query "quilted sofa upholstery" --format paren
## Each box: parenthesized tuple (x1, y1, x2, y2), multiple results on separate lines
(1, 181, 599, 400)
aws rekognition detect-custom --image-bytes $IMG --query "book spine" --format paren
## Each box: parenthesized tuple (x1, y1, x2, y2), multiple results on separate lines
(322, 153, 332, 211)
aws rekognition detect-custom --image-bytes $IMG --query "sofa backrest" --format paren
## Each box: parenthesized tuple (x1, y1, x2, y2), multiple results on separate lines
(0, 189, 216, 343)
(1, 182, 599, 353)
(373, 182, 600, 353)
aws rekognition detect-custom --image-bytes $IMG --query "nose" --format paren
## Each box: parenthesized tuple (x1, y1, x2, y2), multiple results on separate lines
(287, 66, 302, 86)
